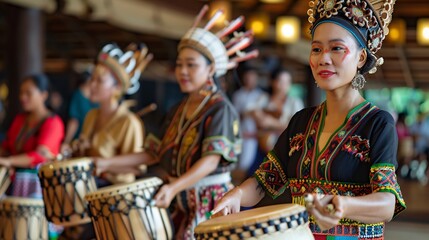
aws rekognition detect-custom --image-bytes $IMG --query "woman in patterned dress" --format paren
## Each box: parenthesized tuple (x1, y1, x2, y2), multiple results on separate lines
(212, 0, 406, 239)
(94, 6, 258, 239)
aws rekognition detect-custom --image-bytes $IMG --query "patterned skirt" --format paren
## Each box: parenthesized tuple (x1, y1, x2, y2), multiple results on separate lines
(11, 168, 42, 198)
(173, 173, 233, 240)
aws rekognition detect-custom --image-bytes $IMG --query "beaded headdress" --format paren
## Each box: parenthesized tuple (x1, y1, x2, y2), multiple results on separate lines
(307, 0, 396, 74)
(97, 43, 153, 95)
(178, 5, 259, 78)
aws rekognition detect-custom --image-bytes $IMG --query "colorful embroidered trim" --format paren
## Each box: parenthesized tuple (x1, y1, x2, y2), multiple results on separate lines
(202, 136, 241, 162)
(254, 151, 288, 199)
(370, 163, 406, 216)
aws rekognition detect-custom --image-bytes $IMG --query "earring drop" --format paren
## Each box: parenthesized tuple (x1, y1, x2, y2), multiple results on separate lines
(351, 70, 366, 90)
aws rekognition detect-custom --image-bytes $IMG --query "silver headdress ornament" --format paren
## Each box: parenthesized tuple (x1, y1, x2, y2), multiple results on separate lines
(97, 43, 153, 95)
(178, 5, 259, 78)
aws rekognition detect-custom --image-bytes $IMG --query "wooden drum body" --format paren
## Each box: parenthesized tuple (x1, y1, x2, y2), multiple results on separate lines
(85, 177, 173, 240)
(0, 197, 48, 240)
(194, 204, 314, 240)
(38, 158, 97, 226)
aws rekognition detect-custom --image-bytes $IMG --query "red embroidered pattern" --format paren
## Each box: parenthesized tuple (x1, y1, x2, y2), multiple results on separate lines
(342, 135, 370, 162)
(289, 133, 305, 157)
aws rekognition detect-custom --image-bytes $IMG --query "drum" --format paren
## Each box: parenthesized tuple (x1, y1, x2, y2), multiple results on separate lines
(0, 197, 48, 240)
(85, 177, 173, 240)
(194, 204, 314, 240)
(0, 166, 11, 197)
(38, 157, 97, 226)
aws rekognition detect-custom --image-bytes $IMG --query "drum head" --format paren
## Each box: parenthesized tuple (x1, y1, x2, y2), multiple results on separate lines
(85, 177, 162, 201)
(195, 204, 310, 239)
(0, 197, 45, 207)
(38, 158, 93, 177)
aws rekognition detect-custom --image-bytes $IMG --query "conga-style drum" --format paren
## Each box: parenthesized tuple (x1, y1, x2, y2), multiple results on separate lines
(38, 157, 97, 226)
(85, 177, 173, 240)
(0, 197, 48, 240)
(194, 204, 314, 240)
(0, 166, 11, 197)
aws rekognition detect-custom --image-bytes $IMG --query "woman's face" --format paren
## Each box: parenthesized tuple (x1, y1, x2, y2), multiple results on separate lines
(89, 64, 121, 103)
(272, 72, 292, 94)
(175, 48, 214, 94)
(309, 23, 366, 91)
(242, 70, 258, 89)
(19, 79, 48, 112)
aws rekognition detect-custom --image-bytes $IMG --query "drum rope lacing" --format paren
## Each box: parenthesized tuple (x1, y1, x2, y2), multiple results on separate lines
(38, 163, 96, 222)
(194, 211, 309, 239)
(0, 203, 47, 240)
(87, 185, 172, 240)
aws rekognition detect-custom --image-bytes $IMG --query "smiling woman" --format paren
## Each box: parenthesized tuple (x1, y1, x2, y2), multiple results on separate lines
(212, 0, 406, 239)
(88, 5, 258, 240)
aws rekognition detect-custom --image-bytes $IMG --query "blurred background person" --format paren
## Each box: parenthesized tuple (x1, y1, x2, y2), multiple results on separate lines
(409, 112, 429, 185)
(396, 112, 414, 179)
(232, 67, 265, 183)
(62, 43, 151, 240)
(0, 74, 64, 239)
(252, 68, 304, 154)
(0, 73, 64, 197)
(73, 43, 150, 186)
(61, 70, 98, 156)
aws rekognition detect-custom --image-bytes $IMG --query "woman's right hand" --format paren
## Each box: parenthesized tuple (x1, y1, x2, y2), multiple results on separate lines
(60, 143, 73, 159)
(210, 186, 243, 218)
(71, 138, 90, 157)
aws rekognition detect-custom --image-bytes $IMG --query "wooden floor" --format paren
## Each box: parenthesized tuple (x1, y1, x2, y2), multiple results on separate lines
(384, 178, 429, 239)
(395, 178, 429, 222)
(385, 221, 429, 239)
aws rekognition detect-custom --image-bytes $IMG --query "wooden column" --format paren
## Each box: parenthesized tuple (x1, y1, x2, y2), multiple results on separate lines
(4, 4, 44, 128)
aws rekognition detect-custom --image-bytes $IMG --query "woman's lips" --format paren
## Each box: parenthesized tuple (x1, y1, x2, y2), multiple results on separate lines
(179, 79, 190, 84)
(318, 70, 336, 78)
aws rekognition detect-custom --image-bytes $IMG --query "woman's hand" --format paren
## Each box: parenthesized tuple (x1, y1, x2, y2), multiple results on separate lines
(210, 186, 243, 218)
(154, 183, 177, 208)
(93, 157, 106, 176)
(60, 143, 73, 159)
(71, 138, 90, 157)
(306, 194, 345, 231)
(0, 157, 11, 168)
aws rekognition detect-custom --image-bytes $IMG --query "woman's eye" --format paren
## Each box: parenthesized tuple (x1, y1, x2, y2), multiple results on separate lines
(311, 47, 322, 53)
(332, 46, 344, 51)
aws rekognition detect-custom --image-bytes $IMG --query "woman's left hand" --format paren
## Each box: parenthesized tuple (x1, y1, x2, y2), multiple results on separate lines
(153, 183, 177, 208)
(306, 194, 345, 231)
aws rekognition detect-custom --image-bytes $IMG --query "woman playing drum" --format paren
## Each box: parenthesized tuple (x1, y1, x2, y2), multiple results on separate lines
(0, 74, 64, 238)
(95, 5, 258, 239)
(212, 0, 406, 239)
(0, 74, 64, 197)
(70, 43, 152, 185)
